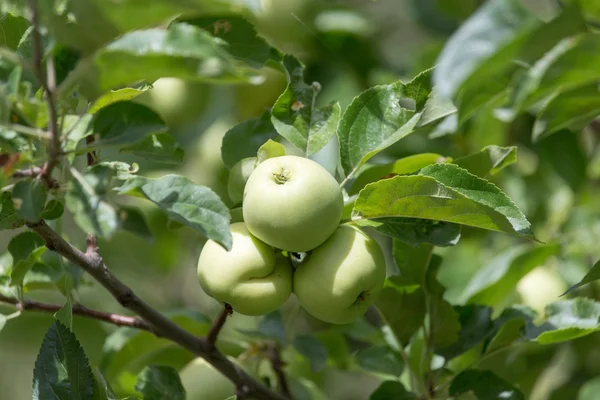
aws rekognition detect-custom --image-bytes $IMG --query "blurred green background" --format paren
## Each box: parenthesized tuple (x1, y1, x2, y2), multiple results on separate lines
(2, 0, 600, 399)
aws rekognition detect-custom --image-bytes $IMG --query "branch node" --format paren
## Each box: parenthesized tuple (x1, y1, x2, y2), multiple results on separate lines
(207, 304, 232, 348)
(117, 290, 135, 308)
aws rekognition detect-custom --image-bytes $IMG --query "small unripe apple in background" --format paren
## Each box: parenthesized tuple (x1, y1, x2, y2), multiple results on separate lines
(197, 222, 292, 316)
(293, 225, 387, 324)
(243, 155, 343, 252)
(228, 157, 257, 205)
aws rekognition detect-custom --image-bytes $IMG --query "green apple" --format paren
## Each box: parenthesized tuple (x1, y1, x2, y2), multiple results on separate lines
(197, 222, 292, 316)
(228, 157, 257, 205)
(293, 225, 386, 324)
(243, 155, 343, 252)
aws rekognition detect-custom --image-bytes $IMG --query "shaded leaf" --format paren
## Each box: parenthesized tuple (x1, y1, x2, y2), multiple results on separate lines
(120, 133, 185, 164)
(454, 146, 517, 178)
(532, 83, 600, 141)
(221, 111, 279, 168)
(118, 206, 153, 239)
(135, 365, 185, 400)
(114, 175, 231, 249)
(538, 129, 588, 191)
(182, 15, 274, 68)
(339, 68, 434, 179)
(65, 169, 119, 239)
(450, 369, 525, 400)
(12, 179, 47, 222)
(92, 368, 117, 400)
(0, 192, 25, 230)
(437, 305, 494, 360)
(427, 256, 461, 349)
(293, 335, 328, 372)
(67, 23, 263, 100)
(101, 311, 210, 381)
(8, 231, 46, 287)
(462, 244, 559, 305)
(271, 55, 341, 156)
(369, 381, 416, 400)
(563, 259, 600, 296)
(0, 13, 30, 50)
(41, 199, 64, 220)
(357, 218, 461, 247)
(92, 101, 167, 148)
(376, 275, 426, 347)
(356, 345, 404, 377)
(32, 321, 95, 400)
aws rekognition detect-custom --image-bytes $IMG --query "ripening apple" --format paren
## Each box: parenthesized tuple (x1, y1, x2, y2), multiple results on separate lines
(197, 222, 292, 316)
(228, 157, 257, 205)
(242, 155, 343, 252)
(293, 225, 387, 324)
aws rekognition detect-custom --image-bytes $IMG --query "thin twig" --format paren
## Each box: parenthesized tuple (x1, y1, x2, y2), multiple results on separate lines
(207, 304, 233, 347)
(26, 220, 288, 400)
(264, 342, 292, 398)
(28, 0, 61, 188)
(0, 293, 153, 331)
(12, 166, 60, 188)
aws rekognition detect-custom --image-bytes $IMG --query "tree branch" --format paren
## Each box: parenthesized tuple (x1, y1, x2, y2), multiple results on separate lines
(28, 0, 61, 187)
(207, 304, 233, 347)
(0, 293, 153, 331)
(264, 342, 291, 398)
(12, 166, 60, 188)
(26, 220, 288, 400)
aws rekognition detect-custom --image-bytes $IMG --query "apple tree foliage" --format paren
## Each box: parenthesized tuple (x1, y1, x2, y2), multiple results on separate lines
(0, 0, 600, 399)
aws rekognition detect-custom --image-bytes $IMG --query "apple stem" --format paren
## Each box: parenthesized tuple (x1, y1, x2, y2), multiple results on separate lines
(207, 304, 233, 348)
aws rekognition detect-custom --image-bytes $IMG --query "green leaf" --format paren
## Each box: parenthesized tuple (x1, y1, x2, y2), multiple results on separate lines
(519, 34, 600, 108)
(120, 133, 185, 164)
(437, 305, 494, 360)
(533, 298, 600, 344)
(118, 206, 153, 239)
(135, 365, 185, 400)
(434, 0, 536, 100)
(485, 313, 527, 355)
(369, 381, 416, 400)
(356, 345, 404, 377)
(453, 146, 517, 178)
(66, 23, 263, 100)
(41, 199, 65, 220)
(92, 368, 117, 400)
(12, 180, 47, 222)
(0, 192, 25, 230)
(293, 335, 328, 372)
(0, 13, 30, 50)
(393, 241, 433, 286)
(271, 55, 341, 156)
(8, 231, 47, 287)
(257, 139, 286, 163)
(376, 276, 426, 347)
(449, 369, 525, 400)
(65, 169, 119, 239)
(349, 153, 445, 195)
(578, 377, 600, 400)
(92, 101, 167, 148)
(563, 259, 600, 296)
(101, 311, 210, 381)
(538, 129, 588, 192)
(462, 244, 559, 305)
(89, 84, 152, 114)
(181, 16, 274, 69)
(221, 111, 279, 168)
(353, 164, 534, 238)
(61, 114, 94, 164)
(427, 256, 461, 349)
(532, 83, 600, 141)
(339, 68, 433, 179)
(54, 290, 73, 331)
(32, 321, 95, 400)
(356, 218, 461, 247)
(115, 175, 231, 249)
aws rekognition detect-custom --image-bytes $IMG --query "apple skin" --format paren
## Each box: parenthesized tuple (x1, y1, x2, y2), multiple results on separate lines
(293, 225, 387, 324)
(197, 222, 292, 316)
(242, 155, 343, 252)
(228, 157, 257, 205)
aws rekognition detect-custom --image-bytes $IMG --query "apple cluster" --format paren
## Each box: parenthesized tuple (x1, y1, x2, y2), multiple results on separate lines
(197, 155, 386, 324)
